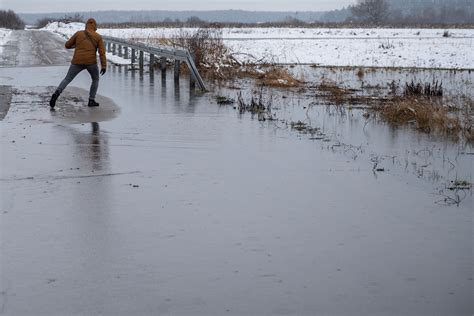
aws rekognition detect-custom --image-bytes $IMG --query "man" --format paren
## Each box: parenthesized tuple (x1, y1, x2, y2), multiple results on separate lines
(50, 18, 107, 109)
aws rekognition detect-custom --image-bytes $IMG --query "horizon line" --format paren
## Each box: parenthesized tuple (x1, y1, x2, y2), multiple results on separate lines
(17, 8, 345, 14)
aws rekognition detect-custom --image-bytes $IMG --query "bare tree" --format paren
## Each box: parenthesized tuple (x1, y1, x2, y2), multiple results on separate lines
(350, 0, 389, 25)
(0, 10, 25, 29)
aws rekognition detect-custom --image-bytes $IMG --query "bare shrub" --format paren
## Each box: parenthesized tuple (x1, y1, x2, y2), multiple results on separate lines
(36, 17, 54, 29)
(378, 40, 395, 49)
(58, 14, 84, 24)
(137, 28, 303, 85)
(0, 10, 25, 30)
(169, 28, 237, 79)
(36, 14, 84, 29)
(350, 0, 390, 25)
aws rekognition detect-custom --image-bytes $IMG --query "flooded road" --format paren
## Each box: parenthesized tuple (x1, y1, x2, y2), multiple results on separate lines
(0, 31, 473, 316)
(0, 30, 71, 67)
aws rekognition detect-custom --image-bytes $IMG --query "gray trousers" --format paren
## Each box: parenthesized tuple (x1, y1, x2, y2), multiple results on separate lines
(57, 64, 99, 100)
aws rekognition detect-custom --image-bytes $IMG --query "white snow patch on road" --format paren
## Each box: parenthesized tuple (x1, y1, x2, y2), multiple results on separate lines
(0, 28, 12, 54)
(42, 22, 85, 38)
(43, 23, 474, 69)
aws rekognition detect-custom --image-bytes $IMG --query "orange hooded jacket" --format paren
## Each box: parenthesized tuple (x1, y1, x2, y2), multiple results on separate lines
(65, 18, 107, 69)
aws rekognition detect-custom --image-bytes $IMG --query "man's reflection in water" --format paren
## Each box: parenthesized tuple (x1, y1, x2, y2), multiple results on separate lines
(59, 121, 110, 173)
(90, 122, 103, 171)
(63, 121, 113, 294)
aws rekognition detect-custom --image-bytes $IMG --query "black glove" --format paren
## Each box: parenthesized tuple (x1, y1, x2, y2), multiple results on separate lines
(100, 68, 106, 76)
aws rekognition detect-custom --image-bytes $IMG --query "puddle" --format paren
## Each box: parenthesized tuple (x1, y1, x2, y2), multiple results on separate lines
(213, 67, 473, 202)
(2, 86, 120, 124)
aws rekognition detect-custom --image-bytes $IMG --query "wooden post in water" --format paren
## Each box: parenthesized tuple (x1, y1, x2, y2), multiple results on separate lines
(118, 45, 122, 57)
(124, 47, 128, 59)
(112, 44, 116, 55)
(107, 42, 111, 52)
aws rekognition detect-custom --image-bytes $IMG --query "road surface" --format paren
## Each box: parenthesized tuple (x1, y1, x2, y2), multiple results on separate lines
(1, 30, 71, 67)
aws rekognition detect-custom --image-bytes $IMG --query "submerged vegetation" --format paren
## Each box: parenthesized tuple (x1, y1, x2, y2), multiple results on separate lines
(115, 26, 472, 142)
(236, 90, 276, 121)
(404, 80, 443, 97)
(309, 77, 472, 140)
(378, 96, 461, 135)
(215, 95, 234, 105)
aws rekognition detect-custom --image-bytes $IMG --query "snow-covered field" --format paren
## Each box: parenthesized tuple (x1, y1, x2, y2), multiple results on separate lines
(43, 22, 474, 69)
(0, 28, 12, 55)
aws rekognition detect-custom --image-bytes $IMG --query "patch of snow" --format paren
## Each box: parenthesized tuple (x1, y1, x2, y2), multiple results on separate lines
(42, 23, 474, 69)
(0, 28, 12, 54)
(106, 53, 132, 65)
(42, 22, 84, 36)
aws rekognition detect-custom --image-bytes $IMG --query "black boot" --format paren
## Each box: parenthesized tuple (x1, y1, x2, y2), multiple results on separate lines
(88, 99, 100, 107)
(49, 91, 60, 109)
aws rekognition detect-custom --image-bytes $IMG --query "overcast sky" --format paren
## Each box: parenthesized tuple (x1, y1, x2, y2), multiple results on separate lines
(1, 0, 355, 13)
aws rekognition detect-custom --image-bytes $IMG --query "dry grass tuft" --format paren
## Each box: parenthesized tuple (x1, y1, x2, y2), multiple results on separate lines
(317, 80, 354, 105)
(461, 97, 474, 141)
(378, 97, 461, 135)
(257, 66, 302, 88)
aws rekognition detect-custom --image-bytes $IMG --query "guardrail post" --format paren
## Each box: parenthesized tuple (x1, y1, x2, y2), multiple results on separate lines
(139, 51, 144, 70)
(124, 47, 128, 59)
(189, 53, 196, 89)
(160, 57, 167, 72)
(149, 54, 155, 70)
(174, 60, 180, 81)
(101, 36, 205, 90)
(131, 48, 136, 64)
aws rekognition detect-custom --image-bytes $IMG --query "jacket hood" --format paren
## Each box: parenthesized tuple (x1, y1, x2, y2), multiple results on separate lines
(85, 18, 97, 31)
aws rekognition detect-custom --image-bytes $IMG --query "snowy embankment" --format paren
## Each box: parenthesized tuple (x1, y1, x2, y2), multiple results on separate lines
(43, 22, 474, 69)
(0, 28, 12, 55)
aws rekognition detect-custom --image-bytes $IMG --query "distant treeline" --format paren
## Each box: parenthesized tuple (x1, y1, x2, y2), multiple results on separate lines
(20, 1, 474, 29)
(0, 10, 25, 29)
(387, 0, 473, 24)
(20, 10, 325, 26)
(350, 0, 473, 25)
(34, 13, 474, 30)
(99, 20, 474, 29)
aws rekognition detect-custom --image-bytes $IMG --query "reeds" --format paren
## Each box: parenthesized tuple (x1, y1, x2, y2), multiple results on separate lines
(404, 80, 443, 97)
(379, 97, 460, 134)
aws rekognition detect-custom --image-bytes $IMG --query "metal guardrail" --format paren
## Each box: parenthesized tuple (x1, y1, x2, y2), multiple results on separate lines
(102, 36, 206, 91)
